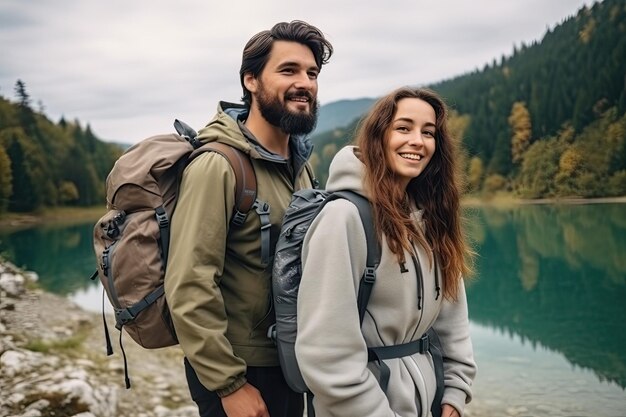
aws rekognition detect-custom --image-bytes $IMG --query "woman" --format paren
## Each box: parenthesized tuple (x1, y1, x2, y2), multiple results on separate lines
(295, 87, 476, 417)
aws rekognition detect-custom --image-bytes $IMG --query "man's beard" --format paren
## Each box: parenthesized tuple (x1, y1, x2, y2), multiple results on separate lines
(256, 87, 318, 135)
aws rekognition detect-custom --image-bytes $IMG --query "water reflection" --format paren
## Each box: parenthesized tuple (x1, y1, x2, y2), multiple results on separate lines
(465, 203, 626, 389)
(0, 222, 98, 295)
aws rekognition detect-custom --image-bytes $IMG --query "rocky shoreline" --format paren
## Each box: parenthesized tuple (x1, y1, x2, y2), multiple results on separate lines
(0, 261, 196, 417)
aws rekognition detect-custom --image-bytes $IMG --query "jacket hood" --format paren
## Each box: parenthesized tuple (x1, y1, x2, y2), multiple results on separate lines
(196, 101, 251, 153)
(326, 146, 368, 197)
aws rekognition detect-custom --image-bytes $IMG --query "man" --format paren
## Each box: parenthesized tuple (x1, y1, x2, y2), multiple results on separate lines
(164, 21, 333, 417)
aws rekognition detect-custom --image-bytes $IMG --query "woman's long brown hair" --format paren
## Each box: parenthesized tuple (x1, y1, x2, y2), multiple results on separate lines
(355, 87, 472, 300)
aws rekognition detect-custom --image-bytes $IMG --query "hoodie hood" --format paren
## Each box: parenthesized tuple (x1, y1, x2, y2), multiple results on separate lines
(327, 146, 425, 220)
(326, 146, 368, 197)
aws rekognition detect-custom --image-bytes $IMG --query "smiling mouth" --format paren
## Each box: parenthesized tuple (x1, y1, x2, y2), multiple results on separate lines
(400, 153, 422, 161)
(286, 91, 313, 103)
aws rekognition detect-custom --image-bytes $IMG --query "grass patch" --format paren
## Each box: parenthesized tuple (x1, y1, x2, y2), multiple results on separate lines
(39, 206, 107, 221)
(24, 335, 86, 353)
(461, 192, 520, 207)
(0, 205, 106, 232)
(23, 278, 41, 291)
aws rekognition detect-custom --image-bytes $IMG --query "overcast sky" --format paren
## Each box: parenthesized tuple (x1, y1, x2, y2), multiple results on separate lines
(0, 0, 596, 143)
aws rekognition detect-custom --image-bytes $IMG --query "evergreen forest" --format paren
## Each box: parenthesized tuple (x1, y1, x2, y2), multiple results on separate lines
(0, 81, 122, 213)
(310, 0, 626, 198)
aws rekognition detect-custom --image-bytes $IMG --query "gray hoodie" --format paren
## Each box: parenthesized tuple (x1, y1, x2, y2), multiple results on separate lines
(295, 146, 476, 417)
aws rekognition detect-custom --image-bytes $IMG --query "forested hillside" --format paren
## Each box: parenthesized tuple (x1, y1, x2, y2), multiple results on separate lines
(0, 81, 122, 213)
(310, 0, 626, 198)
(1, 0, 624, 214)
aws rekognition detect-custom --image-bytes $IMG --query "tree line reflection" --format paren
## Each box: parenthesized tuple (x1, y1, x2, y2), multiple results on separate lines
(465, 203, 626, 388)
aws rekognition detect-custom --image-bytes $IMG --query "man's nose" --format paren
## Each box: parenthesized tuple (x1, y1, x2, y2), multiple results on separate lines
(293, 72, 316, 90)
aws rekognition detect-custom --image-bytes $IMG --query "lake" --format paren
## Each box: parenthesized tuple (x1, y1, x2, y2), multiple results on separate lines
(1, 203, 625, 416)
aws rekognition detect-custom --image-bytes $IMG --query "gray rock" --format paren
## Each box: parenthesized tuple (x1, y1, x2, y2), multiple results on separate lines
(0, 273, 25, 297)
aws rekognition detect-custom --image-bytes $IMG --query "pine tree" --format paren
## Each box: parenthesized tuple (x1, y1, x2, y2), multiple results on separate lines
(14, 79, 31, 108)
(14, 80, 36, 134)
(3, 129, 43, 212)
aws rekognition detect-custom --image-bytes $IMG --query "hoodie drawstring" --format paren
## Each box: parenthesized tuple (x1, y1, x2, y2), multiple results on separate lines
(434, 254, 441, 300)
(410, 249, 424, 310)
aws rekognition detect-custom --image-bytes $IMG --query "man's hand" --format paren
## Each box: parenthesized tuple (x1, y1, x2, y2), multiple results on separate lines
(441, 403, 460, 417)
(221, 382, 270, 417)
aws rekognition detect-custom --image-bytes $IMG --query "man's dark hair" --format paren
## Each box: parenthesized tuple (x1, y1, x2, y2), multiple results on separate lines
(239, 20, 333, 106)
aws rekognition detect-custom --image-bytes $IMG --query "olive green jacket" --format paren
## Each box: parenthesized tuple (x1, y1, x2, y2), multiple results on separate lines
(164, 101, 314, 396)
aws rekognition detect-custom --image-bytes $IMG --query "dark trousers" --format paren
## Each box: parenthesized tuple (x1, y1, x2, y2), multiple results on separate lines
(184, 358, 304, 417)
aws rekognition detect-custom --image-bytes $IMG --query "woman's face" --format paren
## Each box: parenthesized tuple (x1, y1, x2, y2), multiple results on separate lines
(385, 98, 437, 189)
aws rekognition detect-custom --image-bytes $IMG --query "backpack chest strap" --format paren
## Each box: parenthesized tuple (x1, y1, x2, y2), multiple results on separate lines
(367, 333, 431, 394)
(367, 333, 431, 362)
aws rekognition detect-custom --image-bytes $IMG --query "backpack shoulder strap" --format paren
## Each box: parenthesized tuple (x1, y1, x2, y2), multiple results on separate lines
(190, 142, 257, 226)
(323, 190, 381, 324)
(174, 118, 257, 225)
(303, 162, 320, 189)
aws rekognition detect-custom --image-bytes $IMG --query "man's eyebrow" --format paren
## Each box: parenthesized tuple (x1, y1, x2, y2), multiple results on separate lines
(277, 61, 319, 71)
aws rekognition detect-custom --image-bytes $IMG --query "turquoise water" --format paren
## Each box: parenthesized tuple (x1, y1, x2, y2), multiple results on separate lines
(1, 203, 625, 416)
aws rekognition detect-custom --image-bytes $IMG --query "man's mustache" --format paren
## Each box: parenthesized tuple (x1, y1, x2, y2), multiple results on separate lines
(285, 90, 314, 102)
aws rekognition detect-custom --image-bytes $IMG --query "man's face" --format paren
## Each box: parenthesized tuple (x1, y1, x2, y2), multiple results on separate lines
(252, 40, 320, 135)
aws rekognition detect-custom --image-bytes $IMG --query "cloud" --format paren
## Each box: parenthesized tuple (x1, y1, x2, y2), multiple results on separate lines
(0, 0, 596, 142)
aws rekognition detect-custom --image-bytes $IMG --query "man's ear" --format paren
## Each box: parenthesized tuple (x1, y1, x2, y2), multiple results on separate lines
(243, 73, 258, 94)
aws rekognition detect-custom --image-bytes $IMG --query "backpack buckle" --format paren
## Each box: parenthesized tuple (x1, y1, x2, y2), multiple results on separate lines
(418, 333, 430, 353)
(363, 267, 376, 283)
(115, 308, 136, 329)
(267, 324, 277, 344)
(155, 209, 169, 229)
(254, 200, 270, 215)
(231, 210, 247, 227)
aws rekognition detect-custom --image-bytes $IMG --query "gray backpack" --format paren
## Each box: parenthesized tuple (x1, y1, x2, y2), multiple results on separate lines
(270, 188, 444, 417)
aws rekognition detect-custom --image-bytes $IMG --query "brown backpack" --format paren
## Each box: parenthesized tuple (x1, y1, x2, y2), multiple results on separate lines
(91, 120, 257, 361)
